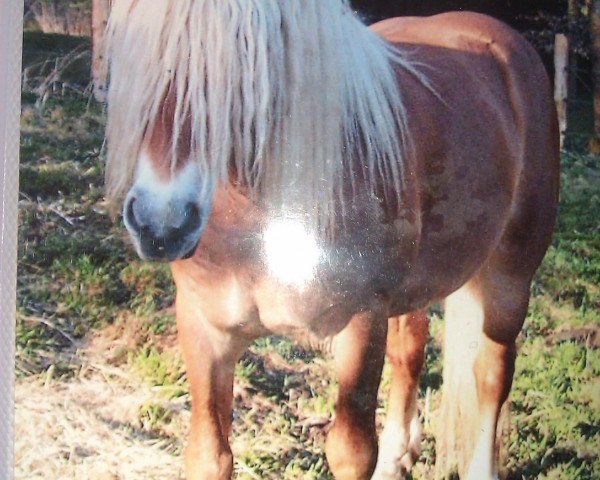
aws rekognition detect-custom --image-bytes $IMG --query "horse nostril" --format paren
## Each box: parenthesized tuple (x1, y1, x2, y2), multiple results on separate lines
(124, 197, 203, 260)
(179, 202, 202, 235)
(125, 197, 141, 232)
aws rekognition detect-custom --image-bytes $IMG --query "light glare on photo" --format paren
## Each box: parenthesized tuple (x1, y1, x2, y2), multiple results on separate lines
(263, 218, 322, 286)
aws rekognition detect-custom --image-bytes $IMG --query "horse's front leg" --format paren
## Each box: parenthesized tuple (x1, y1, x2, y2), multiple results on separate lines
(325, 311, 388, 480)
(372, 310, 429, 479)
(176, 298, 251, 480)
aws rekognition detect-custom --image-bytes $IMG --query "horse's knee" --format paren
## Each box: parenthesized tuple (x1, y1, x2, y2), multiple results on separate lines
(465, 341, 515, 480)
(474, 338, 516, 407)
(327, 312, 386, 479)
(386, 312, 428, 381)
(185, 443, 233, 480)
(326, 418, 378, 480)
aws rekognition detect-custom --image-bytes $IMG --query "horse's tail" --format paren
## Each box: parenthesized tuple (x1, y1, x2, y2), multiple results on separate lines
(435, 284, 484, 478)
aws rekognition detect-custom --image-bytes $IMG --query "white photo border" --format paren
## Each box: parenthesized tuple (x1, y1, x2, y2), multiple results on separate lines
(0, 1, 24, 479)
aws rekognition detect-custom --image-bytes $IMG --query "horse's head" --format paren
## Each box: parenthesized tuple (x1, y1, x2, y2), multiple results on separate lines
(121, 91, 210, 262)
(104, 0, 410, 263)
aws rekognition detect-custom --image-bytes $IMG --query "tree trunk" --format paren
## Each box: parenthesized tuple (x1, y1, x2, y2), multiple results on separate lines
(568, 0, 579, 111)
(590, 0, 600, 152)
(555, 34, 569, 150)
(91, 0, 110, 102)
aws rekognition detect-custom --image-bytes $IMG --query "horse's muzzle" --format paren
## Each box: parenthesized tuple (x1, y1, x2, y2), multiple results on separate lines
(124, 196, 203, 262)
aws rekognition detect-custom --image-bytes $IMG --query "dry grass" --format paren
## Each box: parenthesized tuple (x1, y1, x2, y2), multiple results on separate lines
(15, 374, 186, 480)
(14, 318, 441, 480)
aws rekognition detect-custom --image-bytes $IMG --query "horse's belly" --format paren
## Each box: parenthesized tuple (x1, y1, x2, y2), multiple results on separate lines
(252, 202, 505, 337)
(252, 228, 430, 337)
(191, 174, 512, 338)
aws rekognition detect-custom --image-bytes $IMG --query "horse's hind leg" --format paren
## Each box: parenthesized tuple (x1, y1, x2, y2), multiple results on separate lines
(372, 310, 429, 480)
(325, 311, 388, 480)
(437, 267, 533, 480)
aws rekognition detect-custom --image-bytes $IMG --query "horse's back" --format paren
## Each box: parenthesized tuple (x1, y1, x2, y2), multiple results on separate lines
(373, 11, 542, 64)
(373, 11, 558, 169)
(373, 10, 557, 160)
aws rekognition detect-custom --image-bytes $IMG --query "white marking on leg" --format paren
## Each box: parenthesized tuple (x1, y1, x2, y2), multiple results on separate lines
(401, 414, 422, 470)
(465, 411, 498, 480)
(372, 395, 421, 480)
(373, 421, 409, 479)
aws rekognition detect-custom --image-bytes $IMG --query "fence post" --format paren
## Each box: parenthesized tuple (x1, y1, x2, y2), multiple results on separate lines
(554, 34, 569, 150)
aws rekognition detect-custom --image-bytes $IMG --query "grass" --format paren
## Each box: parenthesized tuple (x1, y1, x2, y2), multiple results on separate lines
(15, 32, 600, 479)
(503, 150, 600, 479)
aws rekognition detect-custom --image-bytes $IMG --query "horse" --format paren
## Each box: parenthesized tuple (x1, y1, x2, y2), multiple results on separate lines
(103, 1, 559, 479)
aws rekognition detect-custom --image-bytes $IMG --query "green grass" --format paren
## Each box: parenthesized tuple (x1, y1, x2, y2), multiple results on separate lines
(502, 150, 600, 479)
(21, 31, 92, 103)
(16, 32, 600, 479)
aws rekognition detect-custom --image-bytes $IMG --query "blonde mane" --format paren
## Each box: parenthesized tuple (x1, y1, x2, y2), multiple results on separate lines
(105, 0, 427, 231)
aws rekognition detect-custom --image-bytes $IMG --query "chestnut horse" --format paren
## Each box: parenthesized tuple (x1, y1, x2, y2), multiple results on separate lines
(104, 1, 559, 479)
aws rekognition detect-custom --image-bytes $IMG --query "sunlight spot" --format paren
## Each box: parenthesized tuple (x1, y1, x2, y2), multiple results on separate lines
(263, 218, 322, 287)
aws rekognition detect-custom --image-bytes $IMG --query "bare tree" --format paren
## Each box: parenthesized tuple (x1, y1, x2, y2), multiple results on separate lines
(91, 0, 110, 102)
(568, 0, 579, 100)
(555, 34, 569, 150)
(590, 0, 600, 152)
